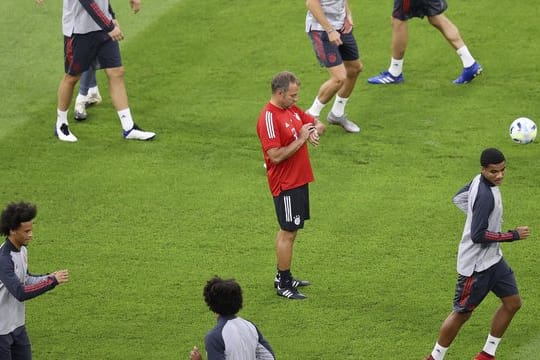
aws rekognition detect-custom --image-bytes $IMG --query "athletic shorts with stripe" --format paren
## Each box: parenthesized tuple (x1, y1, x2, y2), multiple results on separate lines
(392, 0, 448, 21)
(307, 30, 360, 68)
(64, 31, 122, 76)
(453, 258, 519, 313)
(273, 184, 310, 231)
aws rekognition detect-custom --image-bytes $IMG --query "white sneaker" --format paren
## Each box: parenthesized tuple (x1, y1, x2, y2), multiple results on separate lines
(123, 124, 156, 141)
(55, 123, 78, 142)
(74, 96, 88, 121)
(327, 112, 360, 133)
(86, 90, 102, 105)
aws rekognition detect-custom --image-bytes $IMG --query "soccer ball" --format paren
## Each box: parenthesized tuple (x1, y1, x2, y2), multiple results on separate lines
(509, 117, 537, 144)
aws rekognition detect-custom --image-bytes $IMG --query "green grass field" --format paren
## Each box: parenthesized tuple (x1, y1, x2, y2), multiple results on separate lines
(1, 0, 539, 359)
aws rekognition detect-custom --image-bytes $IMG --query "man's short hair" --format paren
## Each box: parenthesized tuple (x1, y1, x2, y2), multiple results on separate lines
(0, 202, 37, 236)
(480, 148, 506, 167)
(203, 276, 243, 316)
(271, 71, 300, 94)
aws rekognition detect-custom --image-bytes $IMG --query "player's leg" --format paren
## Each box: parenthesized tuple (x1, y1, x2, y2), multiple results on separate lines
(323, 31, 362, 132)
(99, 38, 155, 140)
(427, 272, 489, 360)
(428, 14, 482, 84)
(368, 0, 409, 84)
(305, 30, 346, 118)
(475, 259, 521, 359)
(272, 185, 310, 299)
(56, 35, 88, 142)
(74, 70, 93, 121)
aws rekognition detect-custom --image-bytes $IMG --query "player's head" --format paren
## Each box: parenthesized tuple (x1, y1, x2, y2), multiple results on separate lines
(203, 276, 243, 316)
(271, 71, 300, 109)
(480, 148, 506, 186)
(0, 202, 37, 247)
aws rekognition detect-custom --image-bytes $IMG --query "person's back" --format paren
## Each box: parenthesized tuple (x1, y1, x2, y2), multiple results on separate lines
(190, 277, 275, 360)
(205, 315, 274, 360)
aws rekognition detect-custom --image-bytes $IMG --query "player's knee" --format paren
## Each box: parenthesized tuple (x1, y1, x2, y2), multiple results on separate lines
(106, 66, 125, 79)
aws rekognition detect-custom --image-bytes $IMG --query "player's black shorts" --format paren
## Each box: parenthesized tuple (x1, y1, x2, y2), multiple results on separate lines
(392, 0, 448, 20)
(308, 30, 360, 68)
(453, 258, 519, 313)
(0, 325, 31, 359)
(273, 184, 310, 231)
(64, 31, 122, 76)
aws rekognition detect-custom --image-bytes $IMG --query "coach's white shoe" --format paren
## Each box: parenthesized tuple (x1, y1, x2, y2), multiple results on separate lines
(74, 96, 87, 121)
(55, 123, 78, 142)
(123, 124, 156, 141)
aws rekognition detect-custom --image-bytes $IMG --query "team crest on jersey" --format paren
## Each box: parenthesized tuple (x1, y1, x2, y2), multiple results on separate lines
(294, 215, 301, 226)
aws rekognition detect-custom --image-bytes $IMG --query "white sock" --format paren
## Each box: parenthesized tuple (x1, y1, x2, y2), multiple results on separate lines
(431, 342, 448, 360)
(388, 57, 404, 77)
(117, 108, 134, 131)
(330, 95, 348, 117)
(456, 45, 475, 68)
(56, 109, 68, 128)
(307, 97, 326, 117)
(89, 86, 99, 96)
(482, 334, 501, 356)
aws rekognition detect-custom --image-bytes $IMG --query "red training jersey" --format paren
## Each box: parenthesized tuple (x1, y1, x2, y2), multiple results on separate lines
(256, 102, 315, 196)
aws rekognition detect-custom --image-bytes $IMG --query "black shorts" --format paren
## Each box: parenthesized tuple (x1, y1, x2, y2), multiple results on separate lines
(308, 30, 360, 68)
(392, 0, 448, 20)
(64, 31, 122, 76)
(0, 325, 31, 360)
(453, 258, 519, 313)
(273, 184, 310, 231)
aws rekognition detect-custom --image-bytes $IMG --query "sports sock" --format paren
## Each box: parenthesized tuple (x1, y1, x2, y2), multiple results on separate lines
(456, 45, 475, 68)
(330, 95, 348, 117)
(278, 269, 292, 288)
(482, 334, 501, 356)
(388, 57, 404, 77)
(76, 94, 87, 103)
(117, 108, 135, 131)
(307, 97, 326, 117)
(56, 109, 68, 128)
(88, 86, 99, 96)
(430, 342, 448, 360)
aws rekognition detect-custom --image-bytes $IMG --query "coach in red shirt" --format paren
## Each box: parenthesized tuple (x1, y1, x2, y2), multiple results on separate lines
(257, 71, 325, 300)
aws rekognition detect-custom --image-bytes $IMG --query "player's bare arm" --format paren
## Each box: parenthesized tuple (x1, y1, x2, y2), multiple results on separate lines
(35, 0, 44, 5)
(306, 0, 342, 46)
(266, 124, 315, 164)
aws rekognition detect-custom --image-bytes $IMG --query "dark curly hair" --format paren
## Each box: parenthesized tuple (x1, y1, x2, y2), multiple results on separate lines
(0, 202, 37, 236)
(203, 276, 243, 316)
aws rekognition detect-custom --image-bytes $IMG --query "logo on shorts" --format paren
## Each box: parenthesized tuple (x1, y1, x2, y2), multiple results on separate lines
(294, 215, 301, 226)
(328, 53, 338, 64)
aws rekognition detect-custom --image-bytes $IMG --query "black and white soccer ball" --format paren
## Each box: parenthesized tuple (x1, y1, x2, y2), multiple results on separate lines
(509, 117, 537, 144)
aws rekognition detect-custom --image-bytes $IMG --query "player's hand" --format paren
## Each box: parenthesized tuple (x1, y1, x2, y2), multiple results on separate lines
(52, 269, 69, 284)
(341, 15, 354, 34)
(108, 26, 124, 41)
(327, 29, 342, 46)
(190, 346, 202, 360)
(308, 128, 320, 146)
(130, 0, 141, 14)
(299, 123, 316, 142)
(35, 0, 45, 5)
(515, 226, 530, 240)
